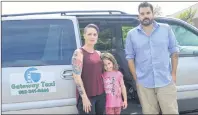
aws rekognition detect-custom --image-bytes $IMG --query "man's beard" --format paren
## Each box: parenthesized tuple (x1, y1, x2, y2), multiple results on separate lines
(140, 18, 153, 26)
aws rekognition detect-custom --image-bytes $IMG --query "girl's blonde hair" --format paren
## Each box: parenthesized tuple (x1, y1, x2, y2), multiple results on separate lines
(101, 52, 119, 71)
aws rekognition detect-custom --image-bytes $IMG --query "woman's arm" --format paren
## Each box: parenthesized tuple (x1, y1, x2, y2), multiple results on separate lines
(72, 49, 91, 113)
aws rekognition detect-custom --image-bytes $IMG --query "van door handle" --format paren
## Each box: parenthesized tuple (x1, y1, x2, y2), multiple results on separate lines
(61, 70, 73, 80)
(62, 72, 73, 76)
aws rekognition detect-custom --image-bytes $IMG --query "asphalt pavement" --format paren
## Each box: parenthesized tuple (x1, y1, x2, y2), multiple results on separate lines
(121, 100, 198, 114)
(121, 100, 142, 114)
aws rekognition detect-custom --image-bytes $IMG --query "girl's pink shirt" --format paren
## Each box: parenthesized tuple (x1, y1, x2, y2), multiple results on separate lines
(102, 71, 124, 107)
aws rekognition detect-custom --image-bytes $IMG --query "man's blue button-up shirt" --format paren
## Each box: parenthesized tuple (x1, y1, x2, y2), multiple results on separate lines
(125, 21, 179, 88)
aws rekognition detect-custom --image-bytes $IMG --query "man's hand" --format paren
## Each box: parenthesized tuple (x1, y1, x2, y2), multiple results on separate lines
(172, 73, 176, 83)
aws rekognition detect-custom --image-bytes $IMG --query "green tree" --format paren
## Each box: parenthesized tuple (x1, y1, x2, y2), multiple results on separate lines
(95, 28, 112, 50)
(153, 5, 162, 16)
(80, 27, 112, 51)
(176, 8, 197, 25)
(122, 26, 133, 45)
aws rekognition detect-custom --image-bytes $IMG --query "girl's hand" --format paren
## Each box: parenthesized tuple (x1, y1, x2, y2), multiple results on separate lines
(122, 101, 128, 109)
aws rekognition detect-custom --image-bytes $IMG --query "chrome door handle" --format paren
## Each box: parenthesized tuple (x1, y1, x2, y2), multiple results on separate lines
(62, 72, 73, 76)
(61, 70, 73, 80)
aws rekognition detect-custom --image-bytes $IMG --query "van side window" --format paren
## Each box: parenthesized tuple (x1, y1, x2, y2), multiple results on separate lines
(2, 19, 77, 67)
(96, 28, 113, 52)
(122, 26, 134, 46)
(80, 26, 113, 52)
(170, 25, 198, 55)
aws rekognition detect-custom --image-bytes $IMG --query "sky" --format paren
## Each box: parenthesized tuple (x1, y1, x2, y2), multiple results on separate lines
(2, 2, 198, 16)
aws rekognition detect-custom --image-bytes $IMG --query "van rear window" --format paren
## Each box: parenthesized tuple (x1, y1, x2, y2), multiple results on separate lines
(2, 19, 77, 67)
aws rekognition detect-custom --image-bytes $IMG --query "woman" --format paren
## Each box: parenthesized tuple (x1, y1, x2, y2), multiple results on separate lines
(71, 24, 106, 114)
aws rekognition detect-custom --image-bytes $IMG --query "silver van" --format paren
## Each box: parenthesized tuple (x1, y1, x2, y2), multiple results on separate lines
(2, 10, 198, 114)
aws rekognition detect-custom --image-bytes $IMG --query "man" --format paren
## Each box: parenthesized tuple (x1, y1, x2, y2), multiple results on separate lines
(125, 2, 179, 114)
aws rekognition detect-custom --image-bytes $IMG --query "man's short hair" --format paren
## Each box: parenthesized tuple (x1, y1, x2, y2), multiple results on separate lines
(138, 2, 154, 13)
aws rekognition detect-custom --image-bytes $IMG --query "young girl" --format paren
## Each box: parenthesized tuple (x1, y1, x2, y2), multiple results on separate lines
(101, 52, 128, 114)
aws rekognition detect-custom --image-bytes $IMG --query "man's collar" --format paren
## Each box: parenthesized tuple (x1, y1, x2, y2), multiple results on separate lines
(137, 20, 160, 31)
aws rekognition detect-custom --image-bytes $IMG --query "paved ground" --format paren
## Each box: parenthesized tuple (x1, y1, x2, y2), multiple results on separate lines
(121, 100, 142, 114)
(121, 100, 198, 114)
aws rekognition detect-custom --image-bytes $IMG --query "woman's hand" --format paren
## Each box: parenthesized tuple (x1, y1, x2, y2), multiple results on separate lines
(82, 96, 92, 113)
